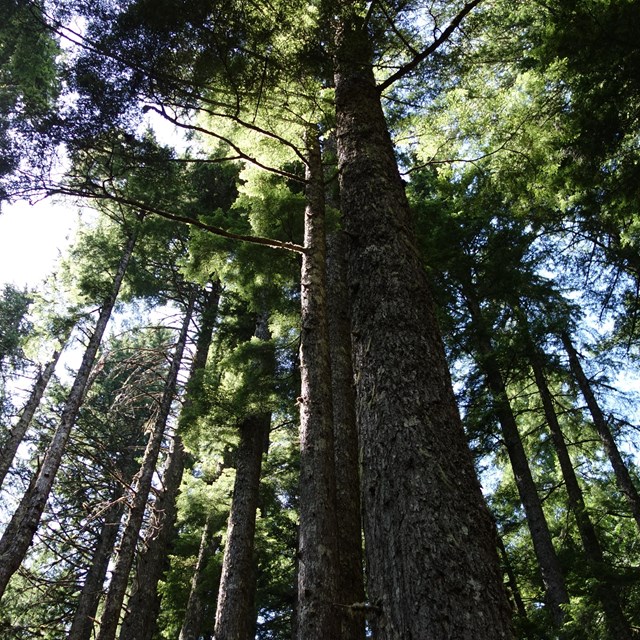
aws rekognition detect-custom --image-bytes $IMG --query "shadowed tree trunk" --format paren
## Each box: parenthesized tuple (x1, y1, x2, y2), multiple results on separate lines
(0, 346, 63, 488)
(96, 291, 196, 640)
(561, 331, 640, 532)
(0, 224, 140, 600)
(332, 16, 513, 636)
(68, 495, 125, 640)
(295, 130, 340, 640)
(214, 312, 272, 640)
(326, 230, 366, 640)
(118, 436, 185, 640)
(463, 289, 569, 626)
(528, 342, 632, 640)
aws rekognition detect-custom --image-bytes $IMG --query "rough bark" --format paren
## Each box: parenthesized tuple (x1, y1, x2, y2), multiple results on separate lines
(179, 513, 222, 640)
(465, 291, 569, 626)
(529, 347, 632, 640)
(68, 496, 125, 640)
(295, 130, 340, 640)
(333, 15, 512, 639)
(118, 436, 185, 640)
(561, 331, 640, 532)
(96, 292, 195, 640)
(214, 412, 270, 640)
(0, 347, 62, 488)
(0, 225, 139, 600)
(326, 231, 366, 640)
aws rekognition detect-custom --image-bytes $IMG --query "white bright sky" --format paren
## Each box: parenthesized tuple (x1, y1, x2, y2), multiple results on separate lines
(0, 199, 80, 288)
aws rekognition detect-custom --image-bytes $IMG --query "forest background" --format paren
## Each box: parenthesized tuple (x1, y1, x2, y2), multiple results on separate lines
(1, 0, 640, 639)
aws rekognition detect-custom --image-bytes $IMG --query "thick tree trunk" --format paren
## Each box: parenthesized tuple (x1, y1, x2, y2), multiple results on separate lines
(214, 313, 272, 640)
(332, 16, 512, 639)
(118, 436, 185, 640)
(96, 292, 195, 640)
(561, 331, 640, 532)
(179, 513, 222, 640)
(326, 231, 366, 640)
(529, 348, 633, 640)
(0, 225, 139, 600)
(295, 130, 340, 640)
(68, 495, 125, 640)
(0, 347, 62, 488)
(465, 292, 569, 626)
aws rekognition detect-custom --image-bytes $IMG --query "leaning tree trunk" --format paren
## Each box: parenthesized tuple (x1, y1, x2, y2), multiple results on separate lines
(295, 130, 340, 640)
(179, 511, 223, 640)
(0, 345, 63, 488)
(529, 346, 633, 640)
(464, 290, 569, 626)
(118, 436, 185, 640)
(120, 284, 220, 640)
(68, 494, 125, 640)
(96, 292, 195, 640)
(214, 312, 272, 640)
(332, 15, 512, 638)
(0, 224, 140, 600)
(561, 331, 640, 532)
(326, 231, 365, 640)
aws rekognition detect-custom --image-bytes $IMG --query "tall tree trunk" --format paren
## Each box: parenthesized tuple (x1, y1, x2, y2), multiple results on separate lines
(120, 284, 220, 640)
(528, 345, 632, 640)
(497, 533, 529, 626)
(465, 290, 569, 626)
(214, 313, 272, 640)
(326, 231, 366, 640)
(561, 331, 640, 532)
(96, 292, 195, 640)
(0, 225, 140, 600)
(118, 435, 185, 640)
(179, 512, 222, 640)
(0, 346, 62, 488)
(295, 130, 340, 640)
(68, 495, 125, 640)
(332, 15, 512, 638)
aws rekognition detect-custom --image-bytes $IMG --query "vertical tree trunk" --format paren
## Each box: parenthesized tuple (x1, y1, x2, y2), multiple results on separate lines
(332, 14, 512, 639)
(214, 313, 272, 640)
(465, 290, 569, 626)
(0, 346, 62, 488)
(326, 231, 366, 640)
(0, 224, 140, 600)
(528, 346, 632, 640)
(96, 292, 195, 640)
(68, 495, 125, 640)
(179, 512, 222, 640)
(118, 436, 185, 640)
(561, 331, 640, 532)
(497, 533, 529, 625)
(295, 130, 340, 640)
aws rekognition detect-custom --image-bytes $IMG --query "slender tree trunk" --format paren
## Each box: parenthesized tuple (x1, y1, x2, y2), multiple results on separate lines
(332, 15, 512, 638)
(326, 231, 365, 640)
(295, 130, 340, 640)
(0, 347, 62, 488)
(497, 534, 529, 625)
(118, 436, 185, 640)
(529, 347, 632, 640)
(68, 495, 125, 640)
(179, 513, 222, 640)
(0, 225, 140, 600)
(561, 331, 640, 532)
(214, 313, 272, 640)
(465, 291, 569, 626)
(96, 292, 195, 640)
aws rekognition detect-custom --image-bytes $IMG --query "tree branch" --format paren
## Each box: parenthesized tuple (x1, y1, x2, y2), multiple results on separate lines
(377, 0, 484, 92)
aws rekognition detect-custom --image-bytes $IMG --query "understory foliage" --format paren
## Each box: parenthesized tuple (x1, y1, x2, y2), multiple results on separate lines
(1, 1, 640, 639)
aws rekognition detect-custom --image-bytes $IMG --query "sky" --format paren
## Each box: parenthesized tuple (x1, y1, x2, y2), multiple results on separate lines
(0, 199, 80, 289)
